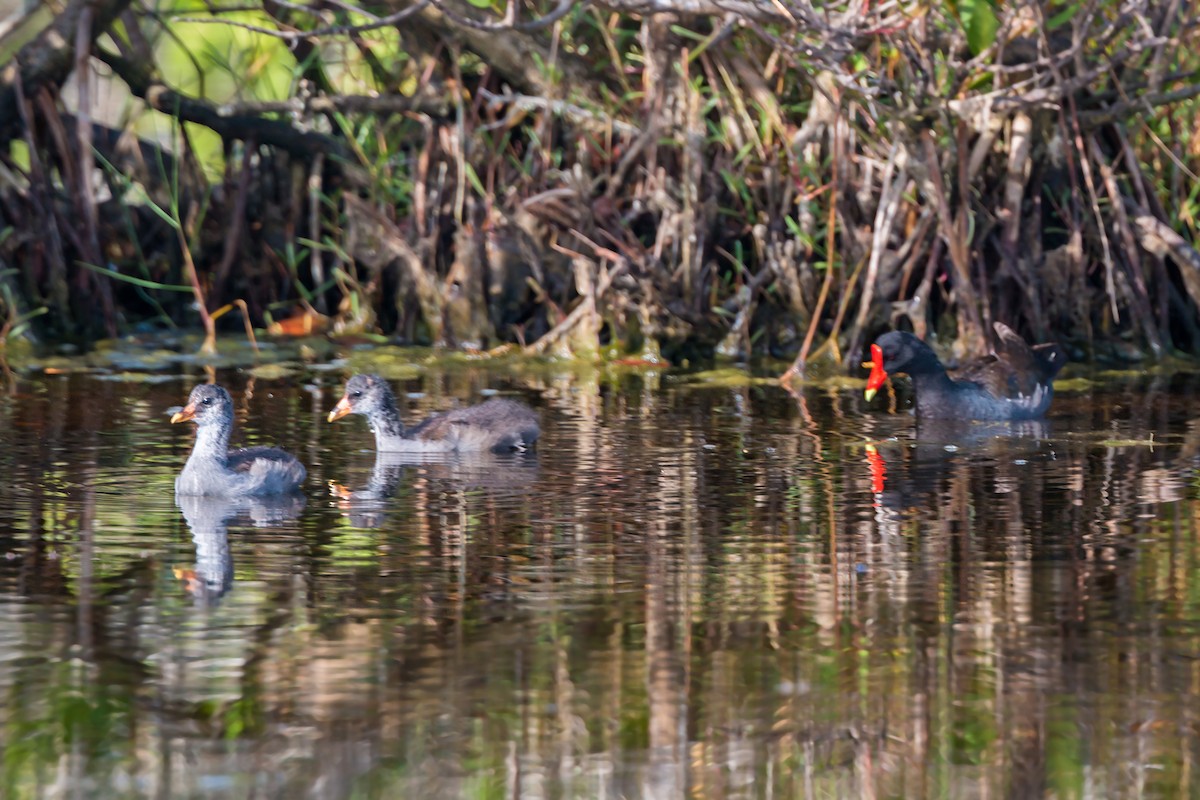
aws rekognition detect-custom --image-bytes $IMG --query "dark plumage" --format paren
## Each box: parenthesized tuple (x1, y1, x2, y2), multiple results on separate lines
(327, 374, 540, 453)
(864, 323, 1065, 421)
(172, 384, 307, 496)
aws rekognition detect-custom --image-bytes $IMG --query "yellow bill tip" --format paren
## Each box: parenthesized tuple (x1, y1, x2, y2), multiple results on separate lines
(327, 397, 352, 423)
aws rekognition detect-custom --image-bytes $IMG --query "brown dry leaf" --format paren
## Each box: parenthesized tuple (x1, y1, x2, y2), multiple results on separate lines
(268, 310, 330, 337)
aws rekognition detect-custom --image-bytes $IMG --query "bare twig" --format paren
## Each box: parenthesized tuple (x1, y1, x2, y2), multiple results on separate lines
(846, 142, 906, 365)
(0, 0, 134, 146)
(177, 203, 217, 355)
(477, 89, 641, 138)
(174, 0, 433, 42)
(783, 104, 841, 382)
(95, 48, 369, 185)
(524, 255, 627, 355)
(218, 93, 450, 119)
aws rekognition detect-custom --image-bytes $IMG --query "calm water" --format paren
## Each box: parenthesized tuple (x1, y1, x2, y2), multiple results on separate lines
(1, 358, 1200, 799)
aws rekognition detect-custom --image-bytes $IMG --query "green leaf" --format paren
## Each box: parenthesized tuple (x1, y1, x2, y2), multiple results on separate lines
(76, 262, 193, 293)
(463, 162, 487, 198)
(956, 0, 1000, 54)
(1046, 6, 1075, 31)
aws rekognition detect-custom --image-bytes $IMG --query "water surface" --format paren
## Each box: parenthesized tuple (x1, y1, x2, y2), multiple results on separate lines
(1, 362, 1199, 798)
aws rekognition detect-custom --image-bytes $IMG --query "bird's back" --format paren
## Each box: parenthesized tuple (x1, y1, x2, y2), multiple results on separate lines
(227, 446, 308, 494)
(408, 398, 540, 452)
(944, 323, 1065, 420)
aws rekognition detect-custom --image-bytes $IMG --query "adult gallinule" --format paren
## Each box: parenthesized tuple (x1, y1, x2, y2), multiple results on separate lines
(172, 384, 307, 496)
(864, 323, 1065, 420)
(327, 374, 540, 453)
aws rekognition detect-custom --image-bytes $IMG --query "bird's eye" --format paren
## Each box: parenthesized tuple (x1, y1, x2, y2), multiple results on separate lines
(350, 390, 363, 399)
(201, 397, 212, 406)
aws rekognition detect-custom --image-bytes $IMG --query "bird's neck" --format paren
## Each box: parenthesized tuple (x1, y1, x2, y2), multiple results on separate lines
(190, 422, 232, 463)
(911, 370, 956, 391)
(370, 402, 409, 446)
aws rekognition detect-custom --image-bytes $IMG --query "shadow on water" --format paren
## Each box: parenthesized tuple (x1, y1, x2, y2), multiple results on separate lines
(3, 366, 1200, 797)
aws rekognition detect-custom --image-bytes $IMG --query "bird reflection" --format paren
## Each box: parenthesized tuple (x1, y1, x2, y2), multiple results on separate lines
(331, 450, 539, 528)
(328, 452, 409, 528)
(174, 493, 306, 605)
(867, 419, 1055, 510)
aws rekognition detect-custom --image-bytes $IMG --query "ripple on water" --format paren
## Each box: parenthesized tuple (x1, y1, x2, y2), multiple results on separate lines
(1, 368, 1200, 797)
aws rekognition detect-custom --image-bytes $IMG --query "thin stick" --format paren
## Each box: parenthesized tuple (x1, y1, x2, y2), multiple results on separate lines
(783, 103, 841, 382)
(211, 299, 260, 354)
(177, 203, 217, 355)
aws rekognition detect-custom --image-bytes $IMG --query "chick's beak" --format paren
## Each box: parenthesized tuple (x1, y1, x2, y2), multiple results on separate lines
(171, 403, 196, 424)
(863, 344, 888, 403)
(327, 396, 353, 423)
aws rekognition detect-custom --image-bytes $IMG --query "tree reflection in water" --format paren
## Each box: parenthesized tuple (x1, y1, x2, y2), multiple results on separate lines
(0, 369, 1198, 797)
